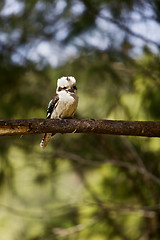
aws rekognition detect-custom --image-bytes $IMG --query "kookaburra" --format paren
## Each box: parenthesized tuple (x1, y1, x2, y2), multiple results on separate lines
(40, 76, 78, 148)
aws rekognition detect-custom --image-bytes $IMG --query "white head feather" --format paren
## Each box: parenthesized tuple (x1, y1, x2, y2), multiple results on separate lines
(57, 76, 76, 90)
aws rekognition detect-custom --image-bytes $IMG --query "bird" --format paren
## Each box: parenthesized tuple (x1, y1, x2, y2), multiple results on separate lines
(40, 76, 78, 148)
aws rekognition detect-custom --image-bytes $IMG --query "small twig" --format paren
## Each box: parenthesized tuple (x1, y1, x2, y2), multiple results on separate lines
(99, 13, 160, 48)
(53, 216, 99, 237)
(57, 151, 160, 186)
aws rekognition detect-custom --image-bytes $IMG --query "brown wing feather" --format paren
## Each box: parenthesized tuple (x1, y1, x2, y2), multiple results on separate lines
(40, 94, 59, 149)
(46, 94, 59, 119)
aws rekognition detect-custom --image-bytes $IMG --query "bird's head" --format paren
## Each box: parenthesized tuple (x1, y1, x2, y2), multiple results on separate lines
(56, 76, 77, 94)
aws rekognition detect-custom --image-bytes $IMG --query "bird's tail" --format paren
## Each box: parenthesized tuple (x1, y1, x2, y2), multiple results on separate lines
(40, 133, 53, 149)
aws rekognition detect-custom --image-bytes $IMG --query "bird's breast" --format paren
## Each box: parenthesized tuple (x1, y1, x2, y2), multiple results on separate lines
(53, 93, 78, 118)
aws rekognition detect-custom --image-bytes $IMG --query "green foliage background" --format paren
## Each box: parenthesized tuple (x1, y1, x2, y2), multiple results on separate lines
(0, 0, 160, 239)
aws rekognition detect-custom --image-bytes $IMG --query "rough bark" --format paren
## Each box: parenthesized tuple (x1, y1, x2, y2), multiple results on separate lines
(0, 118, 160, 138)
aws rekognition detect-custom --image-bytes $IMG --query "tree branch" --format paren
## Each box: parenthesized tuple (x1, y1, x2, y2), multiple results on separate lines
(0, 118, 160, 137)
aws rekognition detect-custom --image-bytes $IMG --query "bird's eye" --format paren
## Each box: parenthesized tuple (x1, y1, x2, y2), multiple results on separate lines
(58, 87, 62, 91)
(58, 87, 67, 91)
(73, 86, 77, 90)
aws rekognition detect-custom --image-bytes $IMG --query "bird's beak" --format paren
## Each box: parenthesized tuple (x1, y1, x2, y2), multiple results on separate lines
(68, 89, 74, 93)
